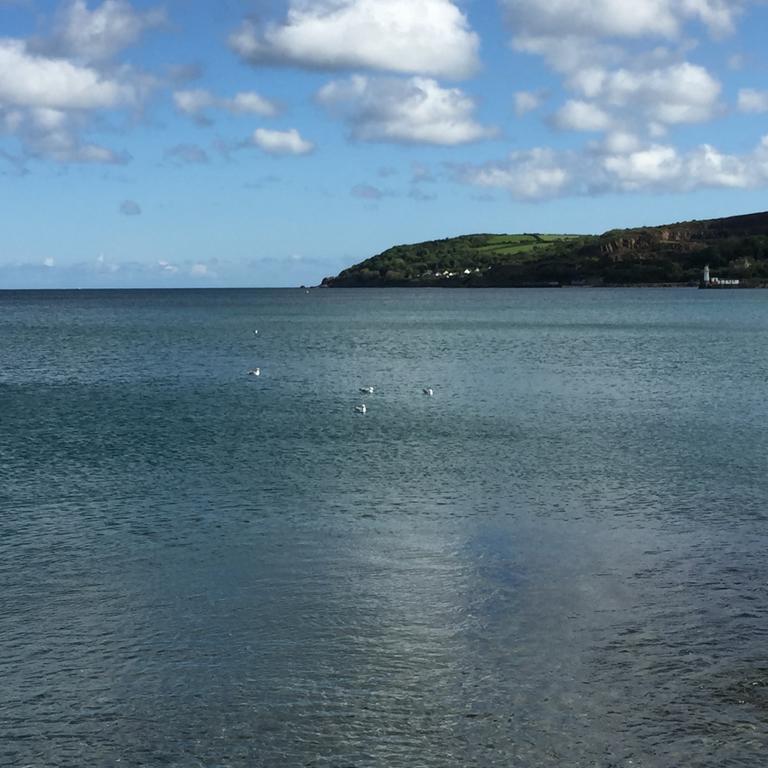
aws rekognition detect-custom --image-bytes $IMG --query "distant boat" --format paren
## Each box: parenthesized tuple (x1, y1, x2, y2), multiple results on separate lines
(248, 368, 261, 377)
(423, 387, 433, 396)
(354, 404, 367, 414)
(359, 386, 375, 395)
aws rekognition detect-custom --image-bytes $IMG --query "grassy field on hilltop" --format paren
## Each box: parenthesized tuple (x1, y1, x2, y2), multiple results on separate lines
(324, 233, 588, 286)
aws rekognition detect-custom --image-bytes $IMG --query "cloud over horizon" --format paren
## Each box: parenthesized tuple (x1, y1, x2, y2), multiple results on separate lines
(454, 134, 768, 200)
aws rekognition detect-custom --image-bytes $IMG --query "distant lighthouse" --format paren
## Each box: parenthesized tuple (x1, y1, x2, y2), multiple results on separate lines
(703, 265, 710, 284)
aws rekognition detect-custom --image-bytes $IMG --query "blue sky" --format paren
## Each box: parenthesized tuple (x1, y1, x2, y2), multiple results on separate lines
(2, 0, 768, 287)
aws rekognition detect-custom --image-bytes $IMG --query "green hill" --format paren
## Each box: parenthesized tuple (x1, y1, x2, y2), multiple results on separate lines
(321, 211, 768, 287)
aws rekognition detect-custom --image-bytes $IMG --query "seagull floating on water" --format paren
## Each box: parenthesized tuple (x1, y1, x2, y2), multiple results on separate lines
(354, 404, 367, 414)
(423, 387, 433, 396)
(248, 368, 261, 377)
(359, 386, 375, 395)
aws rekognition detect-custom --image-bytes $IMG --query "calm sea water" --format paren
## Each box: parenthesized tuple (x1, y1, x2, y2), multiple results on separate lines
(2, 287, 767, 767)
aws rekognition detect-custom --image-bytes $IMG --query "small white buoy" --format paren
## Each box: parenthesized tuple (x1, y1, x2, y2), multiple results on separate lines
(248, 368, 261, 377)
(253, 330, 259, 335)
(423, 387, 433, 396)
(354, 404, 367, 414)
(359, 386, 374, 395)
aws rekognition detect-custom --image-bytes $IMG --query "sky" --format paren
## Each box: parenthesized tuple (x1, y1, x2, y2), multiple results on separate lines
(2, 0, 768, 288)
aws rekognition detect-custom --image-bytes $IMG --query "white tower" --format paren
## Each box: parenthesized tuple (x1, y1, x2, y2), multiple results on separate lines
(703, 265, 710, 284)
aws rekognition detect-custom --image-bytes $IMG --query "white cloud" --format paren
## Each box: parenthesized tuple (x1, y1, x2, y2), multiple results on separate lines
(600, 130, 642, 154)
(252, 127, 314, 155)
(514, 90, 544, 116)
(0, 103, 128, 164)
(545, 61, 721, 139)
(457, 147, 572, 200)
(501, 0, 730, 145)
(173, 88, 214, 115)
(738, 88, 768, 113)
(43, 257, 55, 268)
(500, 0, 741, 43)
(554, 100, 612, 131)
(76, 143, 124, 163)
(584, 62, 722, 125)
(173, 88, 279, 123)
(317, 75, 494, 145)
(454, 134, 768, 200)
(50, 0, 165, 62)
(684, 143, 752, 188)
(680, 0, 740, 37)
(190, 263, 209, 276)
(229, 92, 278, 116)
(229, 0, 479, 79)
(602, 145, 683, 189)
(0, 16, 154, 164)
(0, 39, 136, 110)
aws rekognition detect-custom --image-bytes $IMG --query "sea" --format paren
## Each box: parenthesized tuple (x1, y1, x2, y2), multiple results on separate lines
(1, 287, 767, 768)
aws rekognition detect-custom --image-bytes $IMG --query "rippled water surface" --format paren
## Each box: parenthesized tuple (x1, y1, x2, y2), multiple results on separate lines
(2, 287, 768, 767)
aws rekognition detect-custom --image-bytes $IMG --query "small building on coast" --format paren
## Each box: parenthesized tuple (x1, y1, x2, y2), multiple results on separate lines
(701, 265, 740, 288)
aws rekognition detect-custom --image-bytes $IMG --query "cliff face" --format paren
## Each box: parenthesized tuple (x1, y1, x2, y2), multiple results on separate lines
(592, 213, 768, 263)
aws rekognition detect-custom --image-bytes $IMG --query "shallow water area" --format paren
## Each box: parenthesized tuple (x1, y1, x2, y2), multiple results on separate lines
(1, 287, 767, 767)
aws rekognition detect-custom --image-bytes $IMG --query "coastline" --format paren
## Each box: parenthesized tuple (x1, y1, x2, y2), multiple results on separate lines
(321, 282, 766, 289)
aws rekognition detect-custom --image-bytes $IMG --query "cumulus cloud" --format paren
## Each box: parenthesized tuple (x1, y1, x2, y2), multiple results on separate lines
(514, 90, 544, 116)
(47, 0, 166, 62)
(229, 0, 479, 79)
(457, 147, 572, 201)
(317, 75, 494, 145)
(553, 100, 612, 131)
(252, 127, 314, 155)
(738, 88, 768, 113)
(0, 39, 136, 110)
(501, 0, 730, 150)
(173, 88, 279, 124)
(573, 62, 722, 125)
(120, 199, 141, 215)
(453, 134, 768, 200)
(500, 0, 741, 44)
(0, 105, 129, 164)
(0, 37, 144, 163)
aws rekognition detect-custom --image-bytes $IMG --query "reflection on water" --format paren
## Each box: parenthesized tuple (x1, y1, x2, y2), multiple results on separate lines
(1, 288, 767, 766)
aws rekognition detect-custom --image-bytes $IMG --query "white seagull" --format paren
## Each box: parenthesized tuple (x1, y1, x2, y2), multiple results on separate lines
(248, 368, 261, 377)
(423, 387, 433, 396)
(354, 404, 367, 414)
(359, 386, 375, 395)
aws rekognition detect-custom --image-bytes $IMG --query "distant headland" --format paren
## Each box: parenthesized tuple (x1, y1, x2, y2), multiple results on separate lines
(321, 211, 768, 288)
